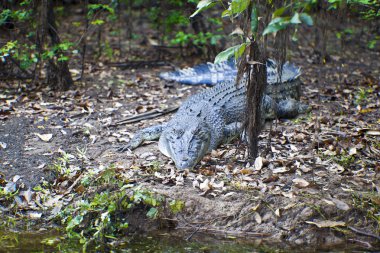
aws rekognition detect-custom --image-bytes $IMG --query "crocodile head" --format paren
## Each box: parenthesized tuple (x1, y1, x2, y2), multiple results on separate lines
(158, 120, 211, 170)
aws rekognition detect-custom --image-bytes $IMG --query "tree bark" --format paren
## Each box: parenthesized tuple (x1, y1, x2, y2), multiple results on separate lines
(42, 0, 73, 90)
(245, 40, 267, 159)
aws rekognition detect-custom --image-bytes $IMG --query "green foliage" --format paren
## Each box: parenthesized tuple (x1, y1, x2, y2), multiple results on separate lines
(354, 87, 373, 105)
(352, 191, 380, 225)
(214, 43, 248, 63)
(190, 0, 218, 18)
(263, 8, 314, 36)
(328, 0, 380, 20)
(222, 0, 251, 17)
(0, 187, 19, 202)
(60, 186, 162, 244)
(42, 41, 74, 62)
(0, 40, 38, 69)
(193, 0, 315, 63)
(170, 31, 222, 47)
(251, 7, 259, 34)
(88, 4, 115, 17)
(333, 153, 355, 168)
(59, 164, 166, 247)
(0, 8, 32, 25)
(367, 38, 378, 49)
(169, 199, 185, 214)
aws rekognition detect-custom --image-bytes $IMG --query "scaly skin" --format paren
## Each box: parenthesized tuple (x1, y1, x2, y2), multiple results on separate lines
(119, 74, 309, 170)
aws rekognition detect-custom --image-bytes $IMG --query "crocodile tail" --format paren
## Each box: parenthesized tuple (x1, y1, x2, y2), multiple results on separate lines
(266, 59, 302, 85)
(160, 58, 301, 86)
(159, 58, 237, 86)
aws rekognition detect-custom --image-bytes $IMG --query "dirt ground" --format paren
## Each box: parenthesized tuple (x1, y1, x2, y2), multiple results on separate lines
(1, 30, 380, 249)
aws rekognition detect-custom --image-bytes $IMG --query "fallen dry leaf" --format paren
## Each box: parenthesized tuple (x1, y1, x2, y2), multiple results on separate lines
(199, 179, 210, 191)
(331, 198, 350, 211)
(292, 178, 310, 188)
(272, 167, 289, 174)
(349, 147, 357, 156)
(253, 211, 262, 224)
(254, 157, 263, 171)
(35, 133, 53, 142)
(306, 220, 346, 228)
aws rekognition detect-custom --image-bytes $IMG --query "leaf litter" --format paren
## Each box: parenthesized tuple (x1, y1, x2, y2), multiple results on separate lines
(0, 32, 379, 249)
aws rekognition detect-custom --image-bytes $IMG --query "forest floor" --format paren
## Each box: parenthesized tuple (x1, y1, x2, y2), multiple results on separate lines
(1, 31, 380, 250)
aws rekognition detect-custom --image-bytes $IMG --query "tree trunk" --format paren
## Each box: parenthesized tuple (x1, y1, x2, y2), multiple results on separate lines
(245, 40, 267, 159)
(42, 0, 73, 90)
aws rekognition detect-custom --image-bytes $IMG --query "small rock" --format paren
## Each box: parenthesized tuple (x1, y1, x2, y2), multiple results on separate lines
(139, 152, 154, 159)
(294, 133, 305, 142)
(146, 155, 157, 161)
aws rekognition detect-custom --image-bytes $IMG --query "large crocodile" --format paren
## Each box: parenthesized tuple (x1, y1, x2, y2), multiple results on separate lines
(119, 59, 309, 170)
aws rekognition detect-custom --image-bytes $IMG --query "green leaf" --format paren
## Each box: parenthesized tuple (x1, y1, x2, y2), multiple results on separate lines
(231, 0, 250, 15)
(263, 24, 282, 35)
(119, 222, 129, 229)
(214, 43, 248, 64)
(290, 12, 301, 24)
(268, 17, 289, 26)
(367, 39, 376, 49)
(299, 13, 313, 26)
(251, 6, 258, 34)
(221, 9, 231, 17)
(66, 215, 83, 230)
(91, 19, 105, 25)
(273, 7, 287, 17)
(169, 200, 185, 214)
(147, 207, 158, 219)
(263, 17, 290, 35)
(190, 0, 217, 18)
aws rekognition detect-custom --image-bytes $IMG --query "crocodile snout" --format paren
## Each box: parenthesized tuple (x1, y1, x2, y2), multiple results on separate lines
(175, 157, 196, 170)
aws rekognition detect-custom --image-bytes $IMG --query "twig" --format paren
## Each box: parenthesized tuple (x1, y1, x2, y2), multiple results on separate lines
(112, 106, 178, 126)
(107, 60, 169, 69)
(63, 174, 85, 196)
(348, 226, 380, 241)
(347, 239, 372, 248)
(177, 226, 271, 238)
(185, 225, 202, 241)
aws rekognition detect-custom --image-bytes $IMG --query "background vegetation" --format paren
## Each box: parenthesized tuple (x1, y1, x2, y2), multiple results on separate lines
(0, 0, 379, 90)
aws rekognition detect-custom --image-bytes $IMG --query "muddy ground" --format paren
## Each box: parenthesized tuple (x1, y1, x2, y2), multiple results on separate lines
(1, 31, 380, 250)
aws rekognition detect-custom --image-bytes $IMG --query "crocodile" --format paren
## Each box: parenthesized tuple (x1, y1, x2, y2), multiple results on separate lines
(119, 59, 309, 170)
(159, 58, 300, 87)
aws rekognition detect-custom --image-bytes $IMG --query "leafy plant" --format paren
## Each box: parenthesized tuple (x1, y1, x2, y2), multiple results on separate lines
(352, 191, 380, 226)
(170, 31, 222, 47)
(59, 166, 165, 248)
(191, 0, 315, 63)
(169, 199, 185, 214)
(355, 87, 373, 105)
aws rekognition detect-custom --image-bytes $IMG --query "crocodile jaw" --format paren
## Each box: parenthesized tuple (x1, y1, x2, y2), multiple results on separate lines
(158, 123, 211, 170)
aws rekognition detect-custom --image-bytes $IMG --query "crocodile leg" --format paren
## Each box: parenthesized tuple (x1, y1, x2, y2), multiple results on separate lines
(277, 99, 310, 118)
(118, 124, 165, 152)
(224, 122, 243, 140)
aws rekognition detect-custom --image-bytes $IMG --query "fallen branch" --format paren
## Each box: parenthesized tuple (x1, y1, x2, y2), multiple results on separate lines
(107, 60, 169, 69)
(112, 106, 178, 126)
(177, 226, 271, 238)
(348, 226, 380, 241)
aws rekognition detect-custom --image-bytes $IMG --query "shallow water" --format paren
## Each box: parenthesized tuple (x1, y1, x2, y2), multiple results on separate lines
(0, 229, 373, 253)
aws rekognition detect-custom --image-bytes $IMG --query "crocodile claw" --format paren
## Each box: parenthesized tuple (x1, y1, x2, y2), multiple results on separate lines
(117, 145, 131, 152)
